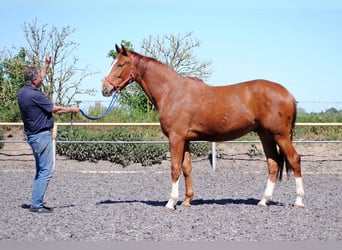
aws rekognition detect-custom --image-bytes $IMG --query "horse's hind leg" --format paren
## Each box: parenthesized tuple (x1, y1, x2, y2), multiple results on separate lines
(257, 130, 282, 207)
(275, 136, 305, 208)
(181, 142, 194, 207)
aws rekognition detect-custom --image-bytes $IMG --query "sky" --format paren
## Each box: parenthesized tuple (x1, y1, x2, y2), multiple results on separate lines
(1, 0, 342, 112)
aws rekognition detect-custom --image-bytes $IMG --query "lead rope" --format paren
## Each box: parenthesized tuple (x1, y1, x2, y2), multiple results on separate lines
(79, 92, 120, 120)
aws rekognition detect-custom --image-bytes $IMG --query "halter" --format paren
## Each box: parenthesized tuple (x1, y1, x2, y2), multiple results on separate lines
(104, 62, 135, 93)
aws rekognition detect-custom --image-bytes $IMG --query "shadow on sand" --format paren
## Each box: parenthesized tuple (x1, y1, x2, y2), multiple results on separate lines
(96, 198, 283, 207)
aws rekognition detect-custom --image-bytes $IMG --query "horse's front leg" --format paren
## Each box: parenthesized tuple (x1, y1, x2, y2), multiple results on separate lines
(165, 138, 185, 210)
(181, 142, 194, 207)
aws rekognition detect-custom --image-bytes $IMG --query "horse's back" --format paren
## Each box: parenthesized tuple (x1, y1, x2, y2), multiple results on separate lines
(220, 79, 296, 108)
(207, 79, 296, 110)
(210, 79, 297, 133)
(249, 79, 296, 112)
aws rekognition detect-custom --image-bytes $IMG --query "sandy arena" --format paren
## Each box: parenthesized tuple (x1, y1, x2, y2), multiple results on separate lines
(0, 131, 341, 241)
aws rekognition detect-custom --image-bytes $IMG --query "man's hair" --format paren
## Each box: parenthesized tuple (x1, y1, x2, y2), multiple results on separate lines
(24, 67, 39, 86)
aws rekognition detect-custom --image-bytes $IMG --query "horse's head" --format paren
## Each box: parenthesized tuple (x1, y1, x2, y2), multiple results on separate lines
(102, 44, 135, 97)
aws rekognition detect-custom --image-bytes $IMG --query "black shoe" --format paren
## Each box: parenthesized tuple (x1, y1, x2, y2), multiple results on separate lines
(29, 205, 54, 213)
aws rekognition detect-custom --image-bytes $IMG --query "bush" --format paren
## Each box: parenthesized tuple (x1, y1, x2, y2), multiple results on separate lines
(56, 126, 211, 167)
(0, 104, 21, 122)
(293, 126, 342, 141)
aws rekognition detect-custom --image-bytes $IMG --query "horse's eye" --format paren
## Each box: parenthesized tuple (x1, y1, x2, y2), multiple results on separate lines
(118, 63, 125, 67)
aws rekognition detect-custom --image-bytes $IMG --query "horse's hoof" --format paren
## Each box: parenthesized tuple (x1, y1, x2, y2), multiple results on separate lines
(164, 205, 175, 211)
(294, 199, 305, 208)
(257, 201, 268, 208)
(181, 201, 192, 207)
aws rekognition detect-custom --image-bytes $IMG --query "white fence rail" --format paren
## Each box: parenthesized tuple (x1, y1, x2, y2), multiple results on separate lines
(1, 122, 342, 170)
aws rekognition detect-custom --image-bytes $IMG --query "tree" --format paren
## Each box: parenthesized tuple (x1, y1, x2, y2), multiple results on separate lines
(142, 32, 212, 80)
(108, 40, 134, 59)
(0, 48, 28, 121)
(21, 19, 97, 105)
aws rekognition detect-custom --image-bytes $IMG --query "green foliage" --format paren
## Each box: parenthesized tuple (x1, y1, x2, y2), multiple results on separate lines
(56, 126, 169, 166)
(117, 84, 156, 118)
(107, 40, 134, 59)
(56, 126, 212, 166)
(293, 126, 342, 141)
(294, 108, 342, 140)
(297, 107, 342, 122)
(107, 106, 159, 123)
(0, 48, 28, 122)
(189, 143, 211, 157)
(0, 104, 21, 122)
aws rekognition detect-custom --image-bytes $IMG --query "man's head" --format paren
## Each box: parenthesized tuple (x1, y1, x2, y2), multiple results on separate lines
(24, 67, 43, 88)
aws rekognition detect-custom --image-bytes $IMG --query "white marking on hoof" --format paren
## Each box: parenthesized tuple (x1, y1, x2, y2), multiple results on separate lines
(294, 177, 305, 208)
(165, 197, 177, 210)
(164, 204, 175, 211)
(258, 201, 268, 208)
(294, 203, 305, 209)
(165, 180, 179, 210)
(294, 196, 305, 208)
(258, 179, 275, 207)
(257, 198, 268, 208)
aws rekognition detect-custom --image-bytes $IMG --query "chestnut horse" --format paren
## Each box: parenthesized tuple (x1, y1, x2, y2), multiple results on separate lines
(102, 44, 305, 210)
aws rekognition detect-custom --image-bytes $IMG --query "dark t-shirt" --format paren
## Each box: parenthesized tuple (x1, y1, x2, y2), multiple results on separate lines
(18, 85, 54, 136)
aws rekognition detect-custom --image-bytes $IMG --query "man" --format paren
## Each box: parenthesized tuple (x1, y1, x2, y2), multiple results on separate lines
(18, 52, 79, 213)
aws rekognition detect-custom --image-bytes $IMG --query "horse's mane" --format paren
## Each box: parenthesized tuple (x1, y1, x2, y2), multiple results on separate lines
(128, 50, 171, 78)
(129, 50, 165, 67)
(129, 50, 205, 84)
(186, 76, 204, 83)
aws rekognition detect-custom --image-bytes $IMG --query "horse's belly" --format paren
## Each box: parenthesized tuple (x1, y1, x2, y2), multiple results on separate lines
(186, 119, 257, 142)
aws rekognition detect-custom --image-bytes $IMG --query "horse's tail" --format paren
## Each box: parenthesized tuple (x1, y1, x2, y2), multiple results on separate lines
(290, 101, 297, 142)
(277, 151, 292, 181)
(277, 101, 297, 181)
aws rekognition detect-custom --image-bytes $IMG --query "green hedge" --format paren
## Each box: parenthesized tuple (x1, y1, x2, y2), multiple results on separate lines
(56, 127, 210, 166)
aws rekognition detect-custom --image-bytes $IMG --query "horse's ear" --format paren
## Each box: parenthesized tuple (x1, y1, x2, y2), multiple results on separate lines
(115, 44, 122, 53)
(121, 44, 128, 56)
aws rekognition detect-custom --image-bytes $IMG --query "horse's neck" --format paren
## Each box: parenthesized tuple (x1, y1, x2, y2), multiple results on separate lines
(135, 57, 182, 109)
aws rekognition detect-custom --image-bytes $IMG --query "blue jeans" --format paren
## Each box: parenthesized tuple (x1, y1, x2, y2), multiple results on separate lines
(27, 130, 54, 208)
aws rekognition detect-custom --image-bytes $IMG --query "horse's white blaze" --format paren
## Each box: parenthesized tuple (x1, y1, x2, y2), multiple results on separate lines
(105, 59, 117, 77)
(258, 179, 275, 207)
(294, 177, 305, 207)
(165, 179, 179, 209)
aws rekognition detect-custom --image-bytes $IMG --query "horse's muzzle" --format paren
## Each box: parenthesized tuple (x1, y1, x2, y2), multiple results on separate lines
(102, 86, 114, 97)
